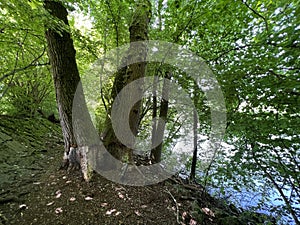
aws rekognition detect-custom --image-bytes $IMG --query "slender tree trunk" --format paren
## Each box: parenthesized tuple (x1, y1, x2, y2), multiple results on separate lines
(190, 106, 198, 180)
(102, 0, 151, 162)
(190, 84, 199, 181)
(151, 75, 158, 154)
(44, 1, 95, 180)
(190, 85, 199, 181)
(151, 72, 171, 163)
(189, 107, 198, 180)
(157, 0, 163, 31)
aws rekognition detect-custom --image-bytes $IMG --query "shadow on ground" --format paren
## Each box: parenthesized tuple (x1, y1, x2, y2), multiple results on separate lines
(0, 116, 275, 225)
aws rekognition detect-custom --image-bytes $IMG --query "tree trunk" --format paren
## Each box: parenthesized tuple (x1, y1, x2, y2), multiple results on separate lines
(102, 0, 151, 163)
(151, 75, 158, 155)
(44, 0, 79, 152)
(151, 72, 171, 163)
(190, 85, 199, 181)
(44, 1, 93, 179)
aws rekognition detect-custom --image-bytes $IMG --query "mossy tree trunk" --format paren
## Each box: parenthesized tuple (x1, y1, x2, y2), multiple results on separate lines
(102, 0, 151, 162)
(150, 72, 171, 163)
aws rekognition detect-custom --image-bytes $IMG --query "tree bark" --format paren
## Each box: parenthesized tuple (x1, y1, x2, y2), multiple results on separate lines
(190, 84, 199, 181)
(44, 0, 79, 152)
(150, 72, 171, 163)
(102, 0, 151, 162)
(151, 75, 158, 156)
(190, 107, 198, 180)
(44, 1, 92, 177)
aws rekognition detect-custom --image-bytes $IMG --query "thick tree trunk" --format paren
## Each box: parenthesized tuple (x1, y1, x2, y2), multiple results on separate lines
(44, 0, 79, 152)
(102, 0, 151, 162)
(44, 1, 94, 179)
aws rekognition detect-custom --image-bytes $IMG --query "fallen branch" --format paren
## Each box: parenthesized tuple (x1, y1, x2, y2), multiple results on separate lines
(165, 188, 180, 224)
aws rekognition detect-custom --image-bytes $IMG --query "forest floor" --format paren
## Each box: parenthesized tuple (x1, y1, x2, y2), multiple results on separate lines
(0, 117, 275, 225)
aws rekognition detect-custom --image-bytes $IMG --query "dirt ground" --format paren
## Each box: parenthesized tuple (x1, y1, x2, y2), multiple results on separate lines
(0, 146, 215, 225)
(0, 117, 213, 225)
(0, 117, 276, 225)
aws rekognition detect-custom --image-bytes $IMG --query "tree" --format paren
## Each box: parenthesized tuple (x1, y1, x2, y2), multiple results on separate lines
(150, 71, 171, 163)
(1, 0, 298, 222)
(190, 84, 199, 181)
(180, 1, 300, 223)
(44, 0, 79, 152)
(102, 0, 152, 163)
(44, 0, 100, 181)
(0, 0, 52, 115)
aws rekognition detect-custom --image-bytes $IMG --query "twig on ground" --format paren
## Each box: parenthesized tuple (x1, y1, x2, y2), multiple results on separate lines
(165, 188, 180, 224)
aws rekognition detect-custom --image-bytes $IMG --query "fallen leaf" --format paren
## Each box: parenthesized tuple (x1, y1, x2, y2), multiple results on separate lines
(189, 218, 197, 225)
(101, 203, 108, 207)
(55, 207, 63, 214)
(201, 207, 215, 217)
(134, 210, 142, 216)
(85, 196, 93, 201)
(106, 209, 116, 215)
(118, 193, 125, 199)
(55, 192, 62, 198)
(19, 204, 27, 210)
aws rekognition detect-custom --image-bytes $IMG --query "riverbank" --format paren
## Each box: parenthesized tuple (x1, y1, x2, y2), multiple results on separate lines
(0, 116, 276, 225)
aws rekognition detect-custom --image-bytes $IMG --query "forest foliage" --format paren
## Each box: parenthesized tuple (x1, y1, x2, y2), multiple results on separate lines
(0, 0, 299, 224)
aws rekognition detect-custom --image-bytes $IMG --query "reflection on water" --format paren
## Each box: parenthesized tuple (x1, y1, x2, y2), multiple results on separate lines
(208, 177, 298, 225)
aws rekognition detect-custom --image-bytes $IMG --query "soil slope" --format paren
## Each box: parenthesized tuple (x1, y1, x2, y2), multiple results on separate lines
(0, 117, 274, 225)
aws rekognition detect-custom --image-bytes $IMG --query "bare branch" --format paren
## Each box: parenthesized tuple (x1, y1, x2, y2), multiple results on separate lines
(0, 48, 49, 83)
(241, 0, 269, 32)
(165, 189, 180, 224)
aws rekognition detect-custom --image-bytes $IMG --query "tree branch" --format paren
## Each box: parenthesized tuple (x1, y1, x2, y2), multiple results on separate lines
(105, 0, 119, 47)
(241, 0, 269, 32)
(0, 48, 49, 83)
(174, 0, 199, 42)
(211, 44, 252, 62)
